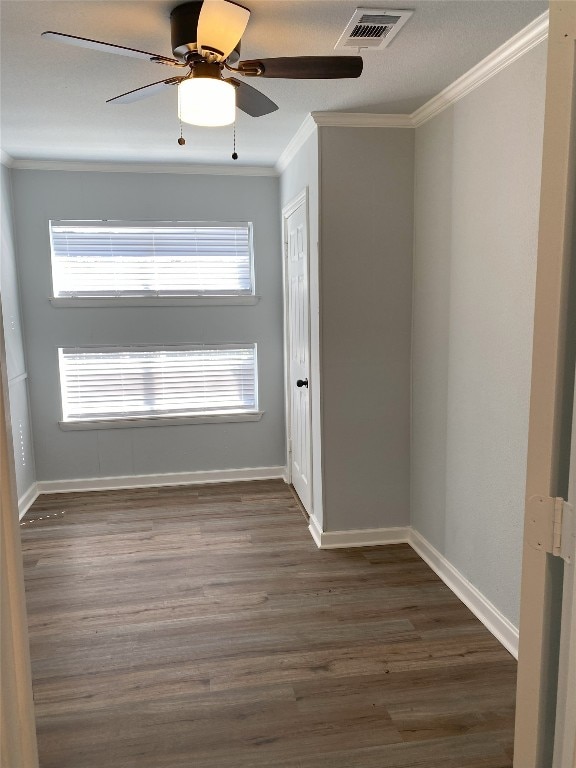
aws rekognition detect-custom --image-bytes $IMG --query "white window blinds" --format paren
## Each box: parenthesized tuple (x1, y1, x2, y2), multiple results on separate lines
(50, 221, 254, 297)
(59, 345, 258, 422)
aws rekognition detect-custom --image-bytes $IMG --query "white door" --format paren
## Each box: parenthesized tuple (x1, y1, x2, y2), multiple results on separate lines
(514, 4, 576, 766)
(285, 195, 312, 514)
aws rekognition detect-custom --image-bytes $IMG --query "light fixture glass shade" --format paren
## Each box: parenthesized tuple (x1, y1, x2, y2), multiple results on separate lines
(178, 78, 236, 127)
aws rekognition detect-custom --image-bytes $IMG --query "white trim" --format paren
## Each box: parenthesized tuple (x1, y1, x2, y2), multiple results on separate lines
(282, 187, 308, 220)
(0, 149, 14, 168)
(8, 371, 27, 386)
(275, 113, 412, 173)
(311, 112, 413, 128)
(35, 466, 286, 494)
(411, 11, 549, 127)
(309, 523, 411, 549)
(308, 514, 323, 547)
(59, 412, 263, 430)
(409, 529, 519, 659)
(18, 484, 38, 520)
(276, 11, 550, 172)
(8, 159, 278, 176)
(305, 521, 518, 657)
(275, 115, 317, 174)
(49, 296, 260, 308)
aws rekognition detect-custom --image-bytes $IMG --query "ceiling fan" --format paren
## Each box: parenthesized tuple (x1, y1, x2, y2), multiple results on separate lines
(42, 0, 364, 131)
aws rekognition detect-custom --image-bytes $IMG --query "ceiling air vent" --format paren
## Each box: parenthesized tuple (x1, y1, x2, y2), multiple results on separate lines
(335, 8, 413, 51)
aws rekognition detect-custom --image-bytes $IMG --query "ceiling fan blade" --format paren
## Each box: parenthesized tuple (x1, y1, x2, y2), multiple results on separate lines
(107, 77, 184, 104)
(197, 1, 250, 62)
(237, 56, 363, 79)
(41, 31, 186, 67)
(227, 78, 278, 117)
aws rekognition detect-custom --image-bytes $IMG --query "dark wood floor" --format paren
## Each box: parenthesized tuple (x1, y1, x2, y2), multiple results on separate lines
(21, 479, 517, 768)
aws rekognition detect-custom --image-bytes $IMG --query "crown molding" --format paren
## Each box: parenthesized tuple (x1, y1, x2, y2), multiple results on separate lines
(274, 111, 412, 173)
(411, 10, 549, 128)
(275, 10, 549, 172)
(311, 112, 413, 128)
(275, 114, 317, 174)
(0, 149, 14, 168)
(8, 159, 278, 176)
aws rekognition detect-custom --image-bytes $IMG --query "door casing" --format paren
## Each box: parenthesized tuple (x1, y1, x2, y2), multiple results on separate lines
(514, 3, 576, 765)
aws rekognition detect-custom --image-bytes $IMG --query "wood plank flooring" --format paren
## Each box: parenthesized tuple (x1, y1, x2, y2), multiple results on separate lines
(21, 480, 517, 767)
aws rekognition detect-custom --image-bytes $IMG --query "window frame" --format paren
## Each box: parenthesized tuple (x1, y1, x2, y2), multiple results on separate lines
(57, 343, 262, 431)
(49, 219, 258, 306)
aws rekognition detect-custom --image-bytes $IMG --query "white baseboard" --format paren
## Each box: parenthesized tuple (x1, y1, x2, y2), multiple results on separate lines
(308, 514, 323, 547)
(308, 518, 411, 549)
(36, 466, 287, 494)
(18, 483, 39, 520)
(305, 519, 518, 658)
(409, 529, 519, 659)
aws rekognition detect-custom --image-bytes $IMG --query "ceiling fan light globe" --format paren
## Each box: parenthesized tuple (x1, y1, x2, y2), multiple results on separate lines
(197, 0, 251, 62)
(178, 78, 236, 127)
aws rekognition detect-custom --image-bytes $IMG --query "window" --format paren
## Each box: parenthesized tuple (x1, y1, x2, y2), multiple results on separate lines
(58, 344, 260, 429)
(50, 220, 254, 300)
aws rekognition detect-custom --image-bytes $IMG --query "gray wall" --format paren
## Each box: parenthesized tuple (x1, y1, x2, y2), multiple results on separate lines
(412, 41, 547, 626)
(279, 130, 325, 527)
(0, 163, 36, 500)
(280, 127, 414, 533)
(319, 127, 414, 532)
(10, 170, 285, 482)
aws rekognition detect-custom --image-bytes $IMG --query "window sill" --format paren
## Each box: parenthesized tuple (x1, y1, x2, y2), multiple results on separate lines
(59, 412, 264, 431)
(50, 296, 261, 308)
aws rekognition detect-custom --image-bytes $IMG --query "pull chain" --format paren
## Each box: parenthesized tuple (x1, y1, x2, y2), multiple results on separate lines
(232, 121, 238, 160)
(178, 117, 186, 146)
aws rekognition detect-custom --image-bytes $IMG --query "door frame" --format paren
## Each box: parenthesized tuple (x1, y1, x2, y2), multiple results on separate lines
(553, 363, 576, 767)
(514, 2, 576, 766)
(281, 187, 312, 509)
(0, 313, 39, 767)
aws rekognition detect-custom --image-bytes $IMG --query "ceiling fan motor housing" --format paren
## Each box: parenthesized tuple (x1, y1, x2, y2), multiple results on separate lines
(170, 1, 241, 64)
(191, 61, 222, 79)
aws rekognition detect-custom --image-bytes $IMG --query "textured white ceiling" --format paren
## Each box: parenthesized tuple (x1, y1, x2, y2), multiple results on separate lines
(0, 0, 547, 167)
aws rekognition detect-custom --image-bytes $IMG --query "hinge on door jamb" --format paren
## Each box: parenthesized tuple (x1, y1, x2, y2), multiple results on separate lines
(527, 495, 574, 563)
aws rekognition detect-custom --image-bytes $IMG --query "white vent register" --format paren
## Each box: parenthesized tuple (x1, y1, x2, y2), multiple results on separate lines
(335, 8, 413, 51)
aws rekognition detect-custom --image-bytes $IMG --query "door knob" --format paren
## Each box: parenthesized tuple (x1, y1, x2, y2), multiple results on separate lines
(296, 378, 309, 388)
